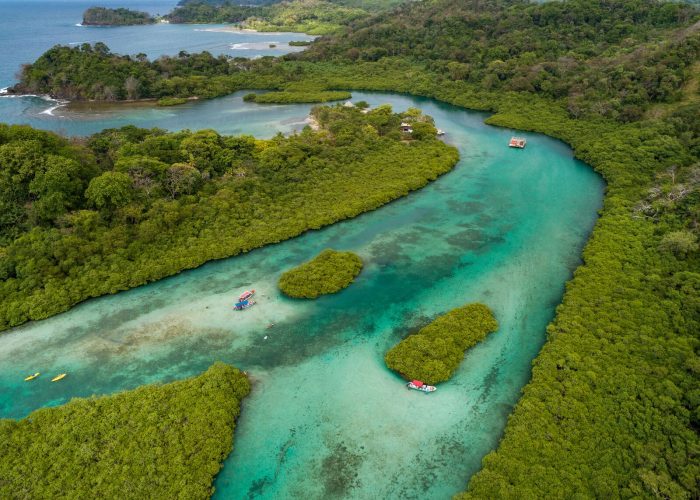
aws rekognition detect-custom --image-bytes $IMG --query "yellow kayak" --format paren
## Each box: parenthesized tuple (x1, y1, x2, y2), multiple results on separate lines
(24, 372, 40, 381)
(51, 373, 67, 382)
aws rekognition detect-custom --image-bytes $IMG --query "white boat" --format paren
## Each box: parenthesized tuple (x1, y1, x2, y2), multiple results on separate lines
(509, 137, 526, 148)
(407, 380, 436, 393)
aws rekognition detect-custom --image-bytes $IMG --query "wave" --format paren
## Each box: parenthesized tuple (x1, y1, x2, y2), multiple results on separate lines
(75, 23, 83, 27)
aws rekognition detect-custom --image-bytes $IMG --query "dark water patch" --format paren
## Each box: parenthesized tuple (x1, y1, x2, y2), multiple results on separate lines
(447, 200, 486, 215)
(320, 441, 365, 498)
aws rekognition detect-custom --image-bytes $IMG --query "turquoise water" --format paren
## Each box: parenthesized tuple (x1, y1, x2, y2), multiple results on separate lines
(0, 92, 604, 498)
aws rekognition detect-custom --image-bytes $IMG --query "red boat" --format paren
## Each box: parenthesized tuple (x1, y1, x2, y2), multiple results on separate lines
(407, 380, 436, 393)
(239, 289, 255, 301)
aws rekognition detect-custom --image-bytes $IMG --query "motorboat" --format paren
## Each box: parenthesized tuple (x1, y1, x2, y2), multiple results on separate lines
(407, 379, 436, 393)
(234, 299, 256, 311)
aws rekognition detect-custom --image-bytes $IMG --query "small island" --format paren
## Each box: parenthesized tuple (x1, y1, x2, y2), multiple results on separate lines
(385, 303, 498, 384)
(82, 7, 156, 26)
(279, 249, 363, 299)
(157, 97, 189, 106)
(244, 90, 352, 104)
(0, 363, 250, 498)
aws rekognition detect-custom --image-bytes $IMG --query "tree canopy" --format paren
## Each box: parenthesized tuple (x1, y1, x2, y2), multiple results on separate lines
(0, 106, 457, 332)
(385, 303, 499, 384)
(0, 363, 250, 499)
(278, 248, 363, 298)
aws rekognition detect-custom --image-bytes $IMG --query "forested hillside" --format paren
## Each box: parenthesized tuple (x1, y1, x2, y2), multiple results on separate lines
(82, 7, 155, 25)
(0, 105, 457, 330)
(167, 0, 372, 34)
(304, 0, 700, 121)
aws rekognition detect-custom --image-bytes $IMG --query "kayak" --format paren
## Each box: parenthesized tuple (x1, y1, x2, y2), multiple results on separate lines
(24, 372, 40, 381)
(51, 373, 67, 382)
(407, 380, 436, 393)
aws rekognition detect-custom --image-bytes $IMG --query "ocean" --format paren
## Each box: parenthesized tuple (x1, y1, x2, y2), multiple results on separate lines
(0, 0, 313, 88)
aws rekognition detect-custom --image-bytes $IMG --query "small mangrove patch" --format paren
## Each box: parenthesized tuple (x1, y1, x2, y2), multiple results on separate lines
(157, 97, 189, 106)
(385, 303, 498, 384)
(244, 90, 351, 104)
(279, 249, 363, 299)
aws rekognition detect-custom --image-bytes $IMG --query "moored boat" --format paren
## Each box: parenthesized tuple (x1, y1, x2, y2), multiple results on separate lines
(24, 372, 40, 381)
(509, 137, 527, 148)
(234, 299, 256, 311)
(407, 379, 436, 393)
(239, 289, 255, 301)
(51, 373, 67, 382)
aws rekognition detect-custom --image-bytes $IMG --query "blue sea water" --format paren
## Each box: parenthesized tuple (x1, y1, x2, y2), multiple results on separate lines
(0, 0, 313, 88)
(0, 3, 606, 498)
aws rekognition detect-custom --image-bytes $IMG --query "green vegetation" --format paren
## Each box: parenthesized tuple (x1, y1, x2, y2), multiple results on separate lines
(279, 249, 363, 298)
(82, 7, 155, 26)
(0, 105, 457, 331)
(6, 0, 700, 496)
(242, 0, 367, 35)
(385, 304, 498, 384)
(0, 363, 250, 498)
(157, 96, 189, 106)
(167, 0, 371, 34)
(244, 90, 350, 103)
(289, 40, 312, 46)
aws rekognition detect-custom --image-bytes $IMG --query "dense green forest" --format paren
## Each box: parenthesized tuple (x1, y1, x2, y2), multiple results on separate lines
(5, 0, 700, 496)
(385, 303, 498, 384)
(0, 363, 250, 498)
(278, 249, 363, 298)
(166, 0, 391, 33)
(82, 7, 156, 26)
(0, 105, 457, 331)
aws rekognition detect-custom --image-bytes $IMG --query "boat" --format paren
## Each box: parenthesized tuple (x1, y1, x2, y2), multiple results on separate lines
(509, 137, 527, 148)
(407, 379, 436, 393)
(234, 299, 256, 311)
(51, 373, 67, 382)
(238, 289, 255, 301)
(24, 372, 40, 381)
(437, 129, 445, 136)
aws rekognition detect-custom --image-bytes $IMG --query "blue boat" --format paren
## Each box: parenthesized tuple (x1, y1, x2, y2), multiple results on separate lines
(234, 299, 256, 311)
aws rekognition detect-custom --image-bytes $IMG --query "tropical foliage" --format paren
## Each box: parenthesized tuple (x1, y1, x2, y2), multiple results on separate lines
(6, 0, 700, 496)
(0, 106, 457, 332)
(0, 363, 250, 499)
(244, 90, 350, 103)
(168, 0, 372, 34)
(82, 7, 155, 26)
(278, 249, 363, 298)
(157, 97, 189, 106)
(385, 303, 498, 384)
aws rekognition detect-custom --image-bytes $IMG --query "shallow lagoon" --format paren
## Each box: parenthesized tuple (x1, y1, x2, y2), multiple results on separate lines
(0, 92, 604, 498)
